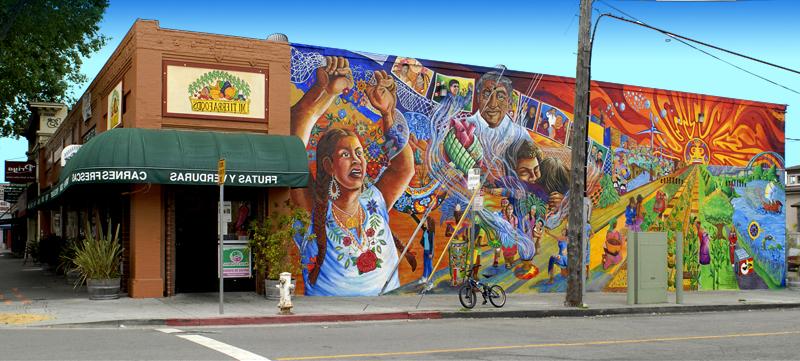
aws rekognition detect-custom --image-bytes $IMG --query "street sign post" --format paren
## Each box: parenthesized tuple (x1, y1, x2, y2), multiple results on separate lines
(218, 158, 225, 314)
(466, 168, 481, 288)
(467, 168, 480, 190)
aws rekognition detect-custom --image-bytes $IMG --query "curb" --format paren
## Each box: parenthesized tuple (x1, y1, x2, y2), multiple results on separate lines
(42, 302, 800, 328)
(166, 311, 443, 327)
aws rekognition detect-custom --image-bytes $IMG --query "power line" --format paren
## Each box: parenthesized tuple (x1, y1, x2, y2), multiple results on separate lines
(595, 0, 800, 95)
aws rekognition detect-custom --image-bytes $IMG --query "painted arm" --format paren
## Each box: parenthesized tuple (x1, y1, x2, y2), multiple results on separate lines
(289, 56, 354, 210)
(368, 70, 414, 210)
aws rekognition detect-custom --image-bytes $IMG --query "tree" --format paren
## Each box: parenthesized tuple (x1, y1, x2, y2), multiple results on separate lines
(597, 174, 619, 209)
(751, 165, 763, 181)
(0, 0, 108, 137)
(702, 191, 734, 241)
(764, 165, 778, 183)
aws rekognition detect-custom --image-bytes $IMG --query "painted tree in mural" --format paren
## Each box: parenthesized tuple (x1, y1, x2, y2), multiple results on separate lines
(702, 192, 734, 241)
(751, 165, 764, 182)
(764, 165, 779, 183)
(598, 174, 619, 208)
(0, 0, 108, 137)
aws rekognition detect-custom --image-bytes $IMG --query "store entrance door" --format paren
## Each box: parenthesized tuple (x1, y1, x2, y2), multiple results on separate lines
(174, 186, 256, 293)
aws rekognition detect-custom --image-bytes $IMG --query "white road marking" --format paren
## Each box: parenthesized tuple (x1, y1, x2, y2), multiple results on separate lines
(158, 328, 271, 361)
(157, 328, 182, 334)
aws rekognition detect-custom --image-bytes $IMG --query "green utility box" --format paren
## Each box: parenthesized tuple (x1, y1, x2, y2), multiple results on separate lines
(627, 232, 668, 304)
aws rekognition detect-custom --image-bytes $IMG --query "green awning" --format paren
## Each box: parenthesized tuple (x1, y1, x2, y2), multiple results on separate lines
(30, 128, 308, 208)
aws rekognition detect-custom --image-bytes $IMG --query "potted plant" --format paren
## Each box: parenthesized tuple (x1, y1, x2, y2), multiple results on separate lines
(67, 221, 123, 300)
(58, 238, 81, 285)
(249, 203, 311, 300)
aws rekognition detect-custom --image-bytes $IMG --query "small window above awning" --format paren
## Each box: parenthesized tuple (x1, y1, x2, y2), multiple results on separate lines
(30, 128, 309, 208)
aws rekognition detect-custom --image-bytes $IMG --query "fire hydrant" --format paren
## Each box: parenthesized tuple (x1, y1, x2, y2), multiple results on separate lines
(276, 272, 295, 314)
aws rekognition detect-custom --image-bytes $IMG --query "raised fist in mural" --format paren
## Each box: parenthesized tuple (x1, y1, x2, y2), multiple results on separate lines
(366, 70, 397, 117)
(316, 56, 354, 95)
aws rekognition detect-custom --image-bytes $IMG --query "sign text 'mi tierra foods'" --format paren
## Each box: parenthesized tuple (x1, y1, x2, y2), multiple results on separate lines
(190, 97, 250, 114)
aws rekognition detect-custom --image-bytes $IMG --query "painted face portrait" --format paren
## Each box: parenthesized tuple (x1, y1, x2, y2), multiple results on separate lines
(449, 82, 460, 96)
(478, 79, 510, 128)
(516, 155, 541, 184)
(324, 135, 366, 192)
(415, 74, 425, 88)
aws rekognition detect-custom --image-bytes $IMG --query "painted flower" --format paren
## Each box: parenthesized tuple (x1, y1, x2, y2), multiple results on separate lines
(356, 250, 378, 274)
(366, 200, 378, 214)
(366, 228, 375, 238)
(342, 236, 353, 247)
(367, 142, 382, 159)
(307, 256, 317, 272)
(394, 193, 413, 212)
(367, 161, 382, 180)
(356, 80, 367, 92)
(355, 122, 368, 136)
(343, 236, 353, 247)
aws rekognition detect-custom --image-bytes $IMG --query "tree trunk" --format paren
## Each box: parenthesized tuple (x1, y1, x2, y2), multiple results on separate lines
(714, 223, 725, 241)
(255, 271, 265, 295)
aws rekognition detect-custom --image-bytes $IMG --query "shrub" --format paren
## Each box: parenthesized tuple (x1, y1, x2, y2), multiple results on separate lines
(249, 204, 311, 280)
(67, 221, 122, 287)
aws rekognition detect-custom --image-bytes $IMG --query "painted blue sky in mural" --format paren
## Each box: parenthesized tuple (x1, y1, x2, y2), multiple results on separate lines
(2, 0, 798, 178)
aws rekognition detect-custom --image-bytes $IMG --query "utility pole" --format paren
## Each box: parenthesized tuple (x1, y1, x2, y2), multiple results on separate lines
(566, 0, 593, 307)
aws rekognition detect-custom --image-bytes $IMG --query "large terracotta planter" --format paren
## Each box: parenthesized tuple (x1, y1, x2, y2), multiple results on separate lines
(87, 278, 120, 300)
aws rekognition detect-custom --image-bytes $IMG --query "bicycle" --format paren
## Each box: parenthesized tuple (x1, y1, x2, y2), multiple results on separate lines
(458, 275, 506, 309)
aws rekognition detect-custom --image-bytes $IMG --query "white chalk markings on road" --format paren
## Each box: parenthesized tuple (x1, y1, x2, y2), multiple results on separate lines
(158, 328, 271, 361)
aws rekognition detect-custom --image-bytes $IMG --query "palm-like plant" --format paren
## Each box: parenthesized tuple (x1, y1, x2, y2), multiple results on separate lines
(66, 221, 122, 287)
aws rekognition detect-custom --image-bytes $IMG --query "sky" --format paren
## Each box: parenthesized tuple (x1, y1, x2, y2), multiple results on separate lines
(1, 0, 798, 181)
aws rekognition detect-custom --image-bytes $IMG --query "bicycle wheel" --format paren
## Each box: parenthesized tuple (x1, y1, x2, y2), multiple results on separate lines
(458, 284, 477, 309)
(488, 285, 506, 308)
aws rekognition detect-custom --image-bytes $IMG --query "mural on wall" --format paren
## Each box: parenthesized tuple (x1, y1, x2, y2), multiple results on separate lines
(289, 44, 787, 296)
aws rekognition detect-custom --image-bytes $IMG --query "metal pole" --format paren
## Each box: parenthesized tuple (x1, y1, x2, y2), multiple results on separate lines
(566, 0, 593, 307)
(219, 183, 224, 314)
(676, 231, 683, 304)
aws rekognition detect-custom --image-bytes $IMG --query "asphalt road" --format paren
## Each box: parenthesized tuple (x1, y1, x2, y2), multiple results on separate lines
(2, 309, 799, 360)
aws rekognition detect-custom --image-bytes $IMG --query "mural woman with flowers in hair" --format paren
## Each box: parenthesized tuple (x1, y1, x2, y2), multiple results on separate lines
(290, 56, 415, 296)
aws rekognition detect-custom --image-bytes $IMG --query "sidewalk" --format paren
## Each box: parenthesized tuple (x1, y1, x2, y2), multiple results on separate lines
(2, 251, 799, 328)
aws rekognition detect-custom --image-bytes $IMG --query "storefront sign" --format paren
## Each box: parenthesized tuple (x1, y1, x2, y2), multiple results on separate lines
(4, 161, 36, 183)
(61, 145, 82, 167)
(107, 81, 122, 129)
(65, 169, 281, 186)
(165, 63, 266, 120)
(82, 93, 92, 122)
(2, 184, 25, 203)
(219, 242, 251, 278)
